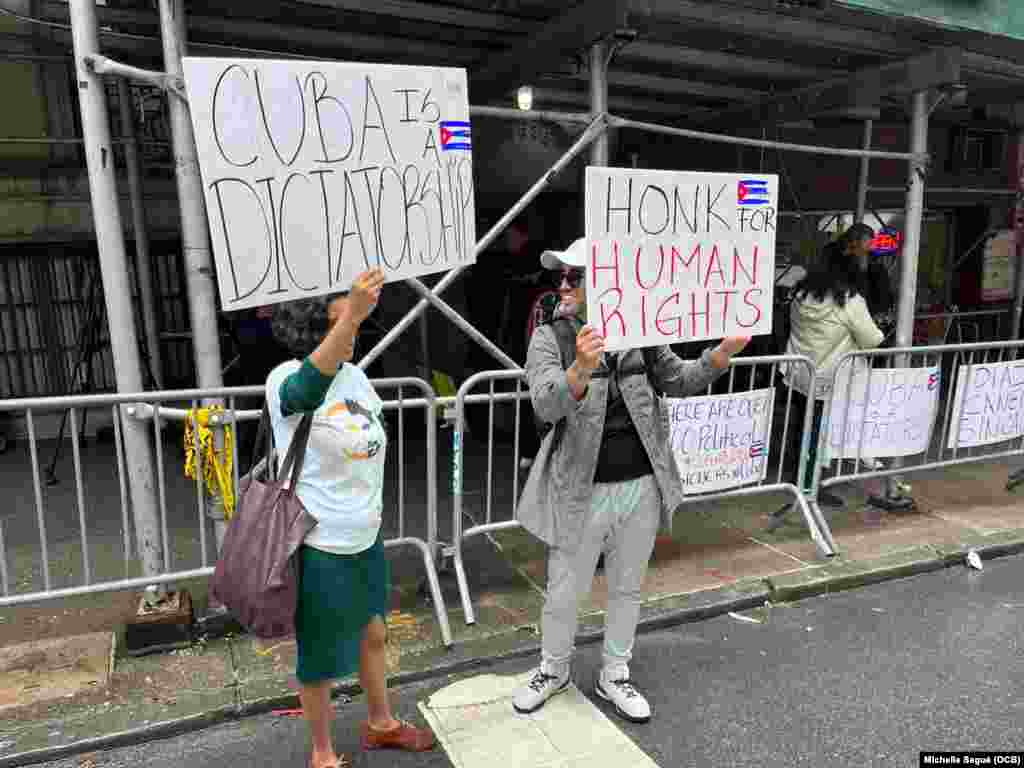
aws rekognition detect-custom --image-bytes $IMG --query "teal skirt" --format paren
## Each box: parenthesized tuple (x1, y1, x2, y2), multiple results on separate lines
(294, 536, 390, 684)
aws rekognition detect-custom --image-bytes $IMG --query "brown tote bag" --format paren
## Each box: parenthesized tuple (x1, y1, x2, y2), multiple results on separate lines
(211, 408, 318, 640)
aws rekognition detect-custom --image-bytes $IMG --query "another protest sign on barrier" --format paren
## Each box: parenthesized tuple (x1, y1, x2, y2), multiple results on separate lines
(827, 366, 941, 460)
(947, 359, 1024, 449)
(182, 58, 476, 310)
(668, 388, 775, 494)
(584, 167, 778, 351)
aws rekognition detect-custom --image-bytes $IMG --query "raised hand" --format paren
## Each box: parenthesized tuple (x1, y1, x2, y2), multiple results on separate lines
(347, 269, 385, 324)
(575, 325, 605, 374)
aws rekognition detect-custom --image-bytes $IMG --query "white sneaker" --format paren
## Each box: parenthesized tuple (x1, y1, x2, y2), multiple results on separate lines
(512, 668, 570, 714)
(595, 674, 651, 723)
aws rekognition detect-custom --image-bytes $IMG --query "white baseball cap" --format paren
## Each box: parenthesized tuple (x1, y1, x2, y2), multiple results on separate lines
(540, 237, 586, 270)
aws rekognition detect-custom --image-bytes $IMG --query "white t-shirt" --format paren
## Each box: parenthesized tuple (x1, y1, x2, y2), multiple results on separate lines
(265, 361, 387, 555)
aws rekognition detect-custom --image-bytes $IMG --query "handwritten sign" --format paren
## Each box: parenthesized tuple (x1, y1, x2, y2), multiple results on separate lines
(668, 389, 774, 495)
(182, 58, 476, 310)
(584, 167, 777, 352)
(828, 366, 940, 459)
(947, 360, 1024, 449)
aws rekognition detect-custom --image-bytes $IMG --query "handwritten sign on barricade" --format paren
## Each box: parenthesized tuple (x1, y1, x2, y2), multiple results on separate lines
(947, 360, 1024, 449)
(668, 388, 774, 495)
(182, 58, 476, 311)
(827, 366, 940, 459)
(584, 167, 777, 352)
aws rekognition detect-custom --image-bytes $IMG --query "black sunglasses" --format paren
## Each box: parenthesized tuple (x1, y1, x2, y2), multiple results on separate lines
(558, 269, 584, 288)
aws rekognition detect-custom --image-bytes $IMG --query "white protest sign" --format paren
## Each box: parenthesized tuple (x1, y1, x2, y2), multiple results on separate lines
(827, 366, 940, 459)
(584, 167, 777, 352)
(182, 58, 476, 311)
(668, 388, 774, 495)
(947, 360, 1024, 449)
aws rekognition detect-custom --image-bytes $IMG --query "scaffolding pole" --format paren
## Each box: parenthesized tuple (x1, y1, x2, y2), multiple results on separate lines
(855, 119, 873, 231)
(117, 76, 163, 389)
(68, 0, 166, 598)
(156, 0, 230, 577)
(879, 90, 930, 510)
(589, 41, 609, 167)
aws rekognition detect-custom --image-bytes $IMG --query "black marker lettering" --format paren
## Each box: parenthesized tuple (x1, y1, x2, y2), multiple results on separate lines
(254, 71, 306, 167)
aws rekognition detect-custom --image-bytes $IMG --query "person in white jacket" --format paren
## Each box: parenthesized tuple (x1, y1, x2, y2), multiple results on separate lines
(784, 260, 885, 507)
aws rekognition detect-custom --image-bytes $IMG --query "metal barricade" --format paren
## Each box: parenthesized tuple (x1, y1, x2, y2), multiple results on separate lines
(811, 341, 1024, 507)
(0, 378, 452, 647)
(450, 355, 836, 627)
(914, 309, 1010, 346)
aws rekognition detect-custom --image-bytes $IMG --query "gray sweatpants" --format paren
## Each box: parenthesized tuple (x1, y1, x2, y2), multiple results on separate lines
(540, 474, 661, 681)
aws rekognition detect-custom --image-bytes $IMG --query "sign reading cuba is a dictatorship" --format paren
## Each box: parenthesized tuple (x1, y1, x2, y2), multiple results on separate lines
(182, 58, 476, 310)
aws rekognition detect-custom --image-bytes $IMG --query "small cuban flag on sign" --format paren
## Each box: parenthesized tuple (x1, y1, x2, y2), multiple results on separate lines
(737, 179, 769, 206)
(440, 121, 472, 151)
(749, 441, 766, 458)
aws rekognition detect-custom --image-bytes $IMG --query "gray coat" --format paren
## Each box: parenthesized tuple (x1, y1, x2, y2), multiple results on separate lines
(519, 325, 724, 550)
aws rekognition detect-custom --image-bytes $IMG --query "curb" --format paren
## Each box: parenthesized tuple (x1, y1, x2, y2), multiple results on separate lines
(2, 540, 1021, 767)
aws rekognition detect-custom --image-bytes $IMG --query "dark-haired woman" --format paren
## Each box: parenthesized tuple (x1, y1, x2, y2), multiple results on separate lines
(783, 262, 885, 507)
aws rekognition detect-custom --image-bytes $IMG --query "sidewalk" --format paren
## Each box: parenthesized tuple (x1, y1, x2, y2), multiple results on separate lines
(2, 457, 1023, 766)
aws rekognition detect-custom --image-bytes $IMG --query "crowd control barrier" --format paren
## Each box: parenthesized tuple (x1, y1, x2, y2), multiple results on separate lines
(450, 355, 837, 626)
(0, 378, 453, 647)
(810, 340, 1024, 510)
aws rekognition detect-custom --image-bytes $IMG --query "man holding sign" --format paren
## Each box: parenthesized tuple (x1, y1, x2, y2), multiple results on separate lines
(514, 235, 749, 723)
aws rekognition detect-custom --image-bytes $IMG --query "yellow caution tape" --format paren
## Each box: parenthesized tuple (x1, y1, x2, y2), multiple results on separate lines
(184, 406, 236, 520)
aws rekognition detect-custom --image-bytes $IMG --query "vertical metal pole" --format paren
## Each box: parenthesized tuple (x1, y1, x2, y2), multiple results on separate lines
(157, 0, 229, 557)
(855, 119, 873, 230)
(69, 0, 166, 593)
(118, 77, 164, 389)
(883, 90, 929, 508)
(894, 92, 929, 351)
(1011, 130, 1024, 341)
(589, 40, 610, 168)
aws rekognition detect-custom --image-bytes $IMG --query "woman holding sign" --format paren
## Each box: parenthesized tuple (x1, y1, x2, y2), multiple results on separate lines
(515, 238, 750, 723)
(267, 270, 435, 768)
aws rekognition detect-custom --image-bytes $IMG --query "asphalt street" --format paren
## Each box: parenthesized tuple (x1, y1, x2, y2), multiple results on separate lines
(33, 553, 1024, 768)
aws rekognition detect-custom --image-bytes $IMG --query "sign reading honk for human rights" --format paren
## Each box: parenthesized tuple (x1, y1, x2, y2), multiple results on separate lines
(182, 58, 476, 311)
(585, 167, 778, 352)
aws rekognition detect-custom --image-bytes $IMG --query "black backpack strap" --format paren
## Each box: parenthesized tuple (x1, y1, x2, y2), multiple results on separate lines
(616, 346, 663, 397)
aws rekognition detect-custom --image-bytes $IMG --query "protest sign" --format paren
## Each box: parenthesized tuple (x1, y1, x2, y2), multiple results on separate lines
(182, 58, 475, 311)
(947, 360, 1024, 449)
(584, 167, 777, 352)
(668, 388, 774, 495)
(827, 366, 940, 459)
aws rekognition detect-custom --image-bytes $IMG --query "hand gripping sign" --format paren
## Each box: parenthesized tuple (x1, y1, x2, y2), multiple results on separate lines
(182, 58, 476, 311)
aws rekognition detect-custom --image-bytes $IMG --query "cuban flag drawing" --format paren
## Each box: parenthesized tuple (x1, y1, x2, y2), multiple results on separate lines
(749, 441, 766, 458)
(737, 178, 770, 206)
(440, 120, 472, 151)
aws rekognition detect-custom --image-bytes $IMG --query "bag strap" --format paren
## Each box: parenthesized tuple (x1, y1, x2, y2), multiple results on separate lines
(277, 413, 314, 491)
(247, 405, 273, 475)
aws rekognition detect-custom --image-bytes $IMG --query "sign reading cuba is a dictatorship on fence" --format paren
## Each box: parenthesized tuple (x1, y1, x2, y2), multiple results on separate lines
(182, 58, 476, 310)
(827, 366, 940, 459)
(585, 167, 778, 352)
(668, 389, 775, 495)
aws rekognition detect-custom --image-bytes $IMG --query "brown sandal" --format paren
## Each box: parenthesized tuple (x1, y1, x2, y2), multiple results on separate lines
(359, 719, 436, 752)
